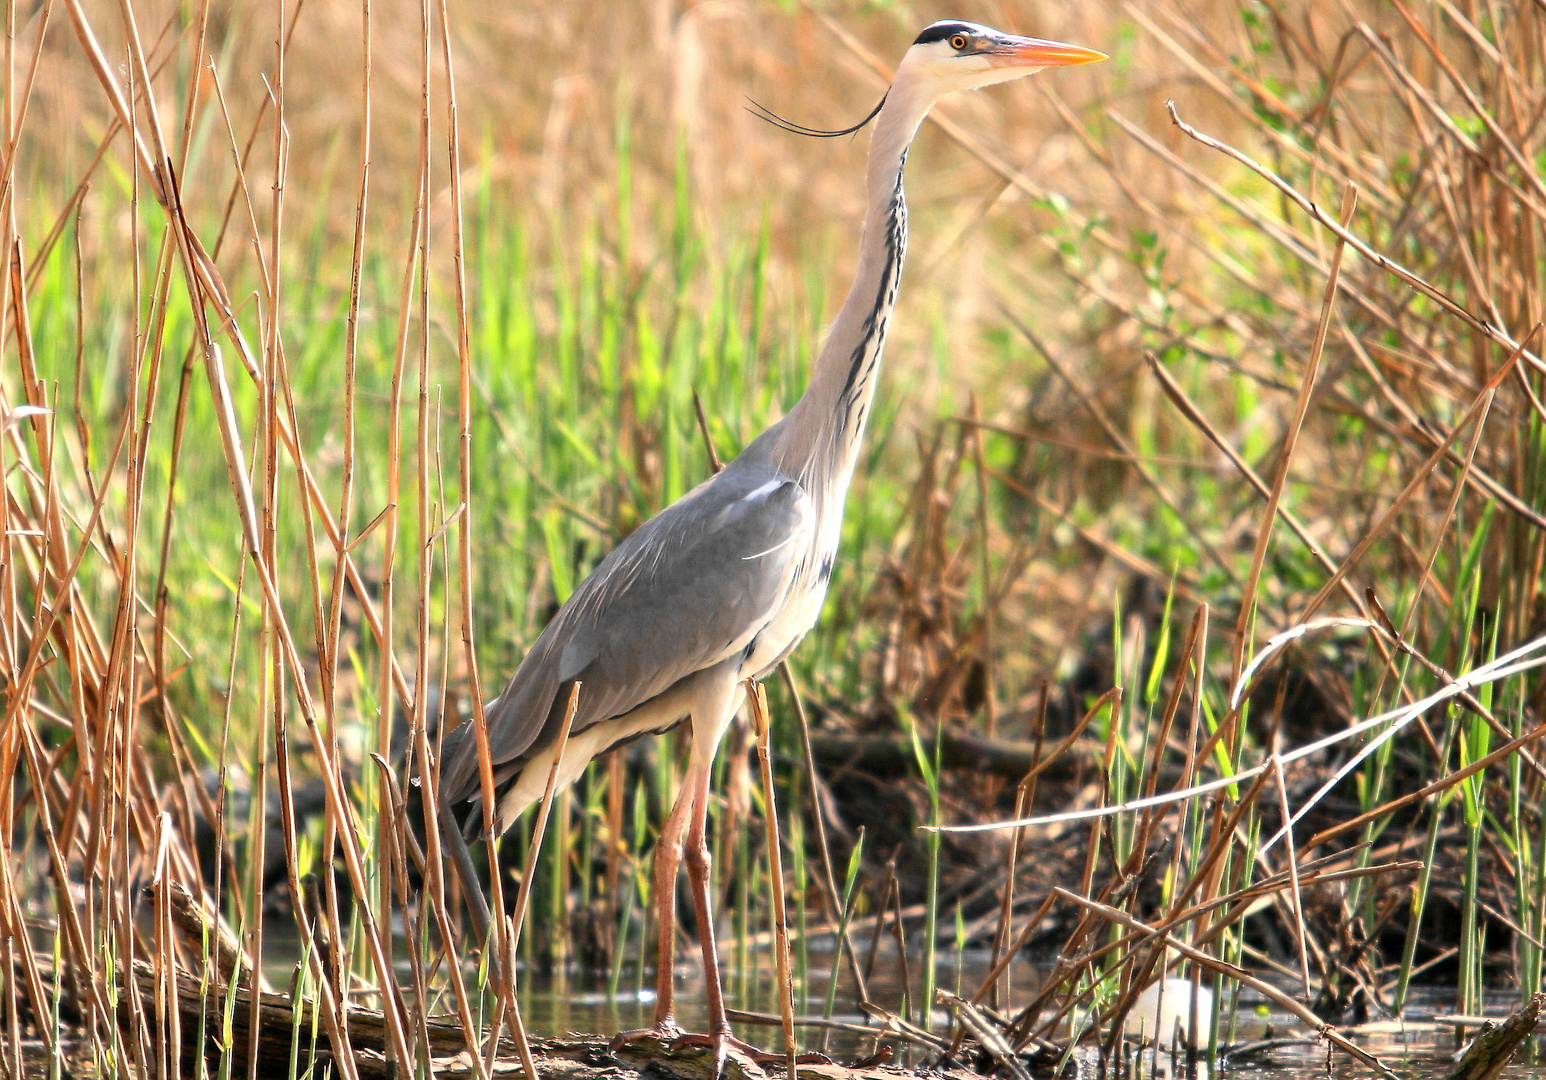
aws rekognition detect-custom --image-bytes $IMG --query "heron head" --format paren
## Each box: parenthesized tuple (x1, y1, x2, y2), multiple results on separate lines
(900, 20, 1106, 96)
(747, 19, 1105, 140)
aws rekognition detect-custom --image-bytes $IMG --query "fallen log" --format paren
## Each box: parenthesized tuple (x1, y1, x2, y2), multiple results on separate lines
(1446, 994, 1544, 1080)
(106, 962, 996, 1080)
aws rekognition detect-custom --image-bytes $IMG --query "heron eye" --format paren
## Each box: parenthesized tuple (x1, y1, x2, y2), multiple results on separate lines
(950, 34, 968, 50)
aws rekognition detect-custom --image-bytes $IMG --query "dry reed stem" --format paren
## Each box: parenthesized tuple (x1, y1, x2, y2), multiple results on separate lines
(780, 662, 870, 1008)
(1230, 184, 1358, 684)
(1143, 356, 1343, 592)
(983, 683, 1049, 1016)
(221, 43, 422, 723)
(414, 759, 490, 1080)
(1055, 887, 1398, 1076)
(1270, 755, 1311, 1001)
(1004, 311, 1237, 583)
(1011, 766, 1276, 1049)
(1149, 323, 1538, 781)
(1298, 342, 1524, 621)
(749, 681, 799, 1074)
(496, 684, 580, 1080)
(1165, 102, 1544, 373)
(693, 388, 724, 475)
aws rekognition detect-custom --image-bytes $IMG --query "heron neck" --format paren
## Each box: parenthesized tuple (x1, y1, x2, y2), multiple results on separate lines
(772, 79, 934, 483)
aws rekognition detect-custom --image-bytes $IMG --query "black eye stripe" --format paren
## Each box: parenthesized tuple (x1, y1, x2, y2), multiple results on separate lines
(913, 21, 976, 45)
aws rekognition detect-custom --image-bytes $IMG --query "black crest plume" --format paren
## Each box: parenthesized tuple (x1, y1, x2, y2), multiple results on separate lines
(746, 93, 887, 138)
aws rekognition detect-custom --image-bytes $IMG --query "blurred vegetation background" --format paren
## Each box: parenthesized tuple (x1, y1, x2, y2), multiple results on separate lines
(28, 0, 1539, 746)
(21, 0, 1199, 728)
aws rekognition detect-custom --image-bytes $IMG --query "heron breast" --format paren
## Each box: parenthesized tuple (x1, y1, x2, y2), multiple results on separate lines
(739, 567, 832, 679)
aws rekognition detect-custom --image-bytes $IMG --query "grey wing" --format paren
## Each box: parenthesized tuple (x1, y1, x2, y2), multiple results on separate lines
(440, 466, 812, 805)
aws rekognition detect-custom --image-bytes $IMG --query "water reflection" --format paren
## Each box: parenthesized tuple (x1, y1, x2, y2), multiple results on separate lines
(513, 956, 1541, 1078)
(263, 928, 1543, 1075)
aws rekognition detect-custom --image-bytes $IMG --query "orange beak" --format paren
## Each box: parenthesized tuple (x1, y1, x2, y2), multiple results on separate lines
(987, 35, 1108, 68)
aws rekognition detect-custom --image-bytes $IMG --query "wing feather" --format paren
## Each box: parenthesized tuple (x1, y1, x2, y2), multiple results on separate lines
(440, 464, 811, 805)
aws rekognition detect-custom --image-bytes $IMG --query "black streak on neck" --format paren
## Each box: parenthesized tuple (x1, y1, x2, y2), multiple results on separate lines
(836, 150, 908, 437)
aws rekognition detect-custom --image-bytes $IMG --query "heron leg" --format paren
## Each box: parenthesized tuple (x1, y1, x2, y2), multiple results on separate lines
(617, 737, 767, 1077)
(613, 671, 820, 1076)
(609, 748, 699, 1052)
(685, 752, 731, 1019)
(671, 730, 831, 1075)
(681, 752, 738, 1074)
(649, 757, 698, 1029)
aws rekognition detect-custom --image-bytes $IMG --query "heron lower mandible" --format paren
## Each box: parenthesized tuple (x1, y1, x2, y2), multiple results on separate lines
(439, 19, 1104, 1073)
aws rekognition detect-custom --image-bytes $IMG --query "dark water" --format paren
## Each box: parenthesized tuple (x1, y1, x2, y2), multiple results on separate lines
(511, 942, 1546, 1078)
(250, 929, 1546, 1078)
(515, 936, 907, 1053)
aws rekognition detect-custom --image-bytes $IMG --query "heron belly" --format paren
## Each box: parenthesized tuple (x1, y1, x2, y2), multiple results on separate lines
(494, 696, 684, 831)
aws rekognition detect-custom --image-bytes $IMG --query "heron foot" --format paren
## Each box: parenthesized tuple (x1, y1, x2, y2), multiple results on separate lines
(607, 1019, 687, 1056)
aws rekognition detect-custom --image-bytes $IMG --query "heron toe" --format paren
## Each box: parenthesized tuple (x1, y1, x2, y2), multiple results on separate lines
(607, 1019, 685, 1056)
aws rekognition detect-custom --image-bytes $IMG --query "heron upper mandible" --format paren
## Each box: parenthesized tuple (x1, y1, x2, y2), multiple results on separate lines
(439, 19, 1104, 1072)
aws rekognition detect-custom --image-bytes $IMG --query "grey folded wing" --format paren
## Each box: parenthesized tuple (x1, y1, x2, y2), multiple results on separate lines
(439, 466, 812, 806)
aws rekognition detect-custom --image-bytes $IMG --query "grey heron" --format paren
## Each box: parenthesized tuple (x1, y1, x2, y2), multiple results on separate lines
(439, 18, 1104, 1069)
